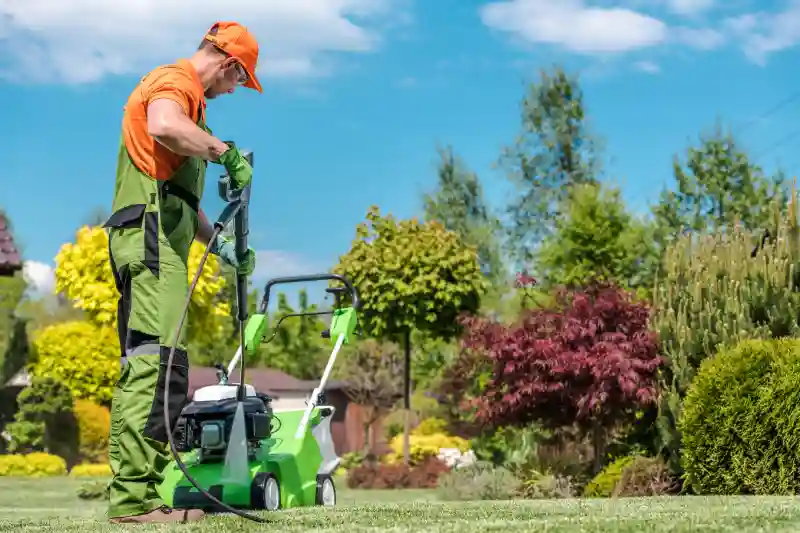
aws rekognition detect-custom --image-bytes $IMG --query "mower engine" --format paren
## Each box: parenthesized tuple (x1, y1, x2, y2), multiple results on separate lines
(173, 378, 274, 463)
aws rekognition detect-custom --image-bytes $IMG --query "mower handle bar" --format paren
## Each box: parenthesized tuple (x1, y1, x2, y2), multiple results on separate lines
(258, 273, 360, 315)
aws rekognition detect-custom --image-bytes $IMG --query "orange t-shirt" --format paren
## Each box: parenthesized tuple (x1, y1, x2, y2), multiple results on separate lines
(121, 59, 206, 181)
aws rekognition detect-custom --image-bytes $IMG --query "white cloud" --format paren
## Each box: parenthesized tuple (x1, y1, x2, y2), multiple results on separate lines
(22, 260, 55, 298)
(666, 0, 715, 16)
(723, 1, 800, 64)
(0, 0, 401, 84)
(479, 0, 740, 61)
(634, 59, 660, 73)
(480, 0, 668, 54)
(672, 26, 725, 49)
(251, 250, 328, 281)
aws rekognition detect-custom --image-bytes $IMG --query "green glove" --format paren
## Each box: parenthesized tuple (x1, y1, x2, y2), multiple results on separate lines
(210, 235, 256, 276)
(217, 142, 252, 190)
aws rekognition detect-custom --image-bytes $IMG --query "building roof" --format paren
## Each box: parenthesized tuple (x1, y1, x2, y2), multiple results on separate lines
(0, 214, 22, 275)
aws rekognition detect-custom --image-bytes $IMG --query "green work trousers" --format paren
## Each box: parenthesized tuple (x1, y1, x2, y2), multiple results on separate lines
(105, 205, 194, 519)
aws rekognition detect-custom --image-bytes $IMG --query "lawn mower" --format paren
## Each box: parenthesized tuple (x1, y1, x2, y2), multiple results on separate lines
(157, 151, 360, 522)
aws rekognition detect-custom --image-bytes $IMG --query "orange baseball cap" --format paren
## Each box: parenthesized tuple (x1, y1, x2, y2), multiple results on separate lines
(203, 21, 262, 93)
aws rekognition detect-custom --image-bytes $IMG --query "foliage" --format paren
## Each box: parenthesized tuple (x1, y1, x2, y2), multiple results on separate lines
(0, 272, 28, 383)
(499, 65, 601, 265)
(339, 452, 366, 471)
(583, 455, 638, 497)
(6, 376, 78, 464)
(29, 321, 119, 406)
(333, 205, 487, 463)
(0, 452, 68, 477)
(386, 430, 470, 465)
(519, 472, 576, 499)
(346, 457, 450, 489)
(537, 182, 659, 292)
(333, 205, 487, 341)
(652, 213, 800, 474)
(461, 282, 662, 470)
(423, 145, 505, 281)
(52, 226, 230, 348)
(256, 290, 331, 379)
(336, 338, 404, 448)
(413, 417, 449, 436)
(70, 463, 112, 478)
(436, 461, 521, 501)
(652, 123, 788, 245)
(612, 456, 677, 497)
(679, 338, 800, 495)
(73, 400, 110, 464)
(77, 480, 110, 500)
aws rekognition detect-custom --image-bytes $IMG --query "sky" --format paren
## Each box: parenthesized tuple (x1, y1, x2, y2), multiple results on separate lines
(3, 0, 800, 307)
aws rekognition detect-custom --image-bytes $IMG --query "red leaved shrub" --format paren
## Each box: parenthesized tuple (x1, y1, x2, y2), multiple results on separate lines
(347, 457, 450, 489)
(458, 282, 662, 463)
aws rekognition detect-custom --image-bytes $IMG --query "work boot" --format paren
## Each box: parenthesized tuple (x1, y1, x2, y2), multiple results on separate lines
(109, 506, 205, 524)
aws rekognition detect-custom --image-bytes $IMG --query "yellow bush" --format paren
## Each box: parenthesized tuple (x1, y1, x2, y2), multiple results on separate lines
(53, 225, 230, 348)
(387, 432, 470, 465)
(0, 453, 67, 477)
(413, 417, 449, 436)
(29, 321, 119, 406)
(74, 399, 110, 463)
(70, 463, 112, 478)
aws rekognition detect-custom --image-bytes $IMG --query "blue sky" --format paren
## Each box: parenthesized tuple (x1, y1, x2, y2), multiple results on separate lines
(3, 0, 800, 306)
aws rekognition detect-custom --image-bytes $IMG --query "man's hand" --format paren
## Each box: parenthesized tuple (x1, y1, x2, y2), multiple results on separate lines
(210, 235, 256, 276)
(216, 143, 253, 190)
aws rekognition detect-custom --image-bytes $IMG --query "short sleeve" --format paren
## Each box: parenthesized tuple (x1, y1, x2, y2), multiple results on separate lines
(143, 67, 201, 121)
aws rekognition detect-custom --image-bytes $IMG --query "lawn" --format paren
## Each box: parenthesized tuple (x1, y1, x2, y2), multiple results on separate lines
(3, 477, 800, 532)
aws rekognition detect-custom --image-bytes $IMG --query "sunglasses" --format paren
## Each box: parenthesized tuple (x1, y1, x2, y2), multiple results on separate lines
(232, 61, 249, 85)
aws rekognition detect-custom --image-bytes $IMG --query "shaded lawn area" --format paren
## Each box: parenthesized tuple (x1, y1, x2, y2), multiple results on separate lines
(3, 477, 800, 532)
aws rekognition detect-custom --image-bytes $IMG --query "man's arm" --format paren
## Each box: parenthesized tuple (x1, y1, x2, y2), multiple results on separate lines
(196, 209, 215, 246)
(147, 99, 230, 161)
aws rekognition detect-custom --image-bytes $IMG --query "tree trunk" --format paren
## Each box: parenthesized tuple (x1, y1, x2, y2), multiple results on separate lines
(591, 420, 606, 474)
(403, 329, 412, 465)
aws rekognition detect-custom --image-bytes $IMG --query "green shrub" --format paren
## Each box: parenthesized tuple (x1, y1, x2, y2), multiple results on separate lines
(652, 218, 800, 473)
(679, 337, 800, 495)
(436, 461, 520, 501)
(0, 452, 67, 476)
(612, 456, 676, 497)
(583, 455, 638, 497)
(77, 480, 109, 500)
(6, 376, 79, 465)
(339, 451, 366, 470)
(520, 472, 575, 499)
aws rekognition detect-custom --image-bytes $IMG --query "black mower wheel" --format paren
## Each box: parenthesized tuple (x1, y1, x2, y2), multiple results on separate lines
(315, 474, 336, 506)
(251, 473, 281, 511)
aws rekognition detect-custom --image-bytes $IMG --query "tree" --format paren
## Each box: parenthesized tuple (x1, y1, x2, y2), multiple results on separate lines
(335, 338, 404, 452)
(332, 206, 487, 463)
(0, 274, 28, 383)
(256, 290, 331, 379)
(652, 195, 800, 474)
(6, 376, 79, 465)
(653, 123, 788, 245)
(537, 182, 660, 292)
(29, 321, 119, 406)
(499, 65, 601, 266)
(53, 225, 230, 351)
(460, 282, 662, 472)
(423, 145, 505, 282)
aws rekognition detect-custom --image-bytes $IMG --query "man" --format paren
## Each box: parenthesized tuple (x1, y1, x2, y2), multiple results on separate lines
(102, 21, 261, 524)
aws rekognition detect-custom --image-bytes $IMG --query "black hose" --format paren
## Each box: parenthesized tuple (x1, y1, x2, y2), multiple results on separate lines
(163, 225, 268, 523)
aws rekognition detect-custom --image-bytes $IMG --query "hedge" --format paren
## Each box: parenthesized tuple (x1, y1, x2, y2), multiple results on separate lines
(679, 338, 800, 494)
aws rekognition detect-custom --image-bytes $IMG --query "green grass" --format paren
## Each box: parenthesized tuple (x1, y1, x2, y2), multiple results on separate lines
(3, 477, 800, 532)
